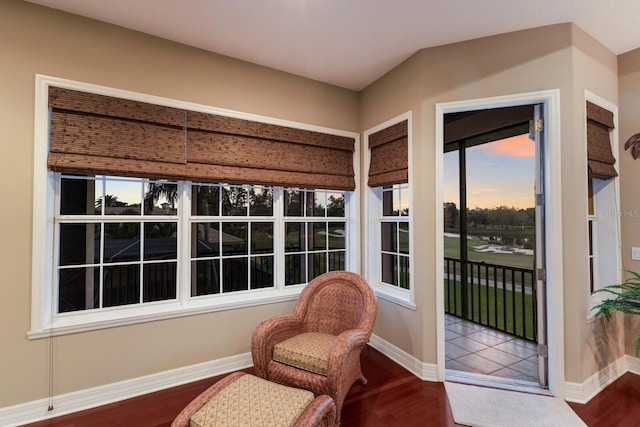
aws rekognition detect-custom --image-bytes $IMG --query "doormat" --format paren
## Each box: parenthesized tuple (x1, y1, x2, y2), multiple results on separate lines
(444, 382, 587, 427)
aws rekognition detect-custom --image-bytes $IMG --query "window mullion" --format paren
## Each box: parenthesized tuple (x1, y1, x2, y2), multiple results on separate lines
(273, 187, 285, 290)
(180, 181, 191, 304)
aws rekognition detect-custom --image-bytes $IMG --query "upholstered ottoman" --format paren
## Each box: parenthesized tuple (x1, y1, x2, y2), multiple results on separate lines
(171, 371, 336, 427)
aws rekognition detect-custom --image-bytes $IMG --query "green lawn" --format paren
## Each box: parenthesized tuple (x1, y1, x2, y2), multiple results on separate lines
(444, 235, 534, 269)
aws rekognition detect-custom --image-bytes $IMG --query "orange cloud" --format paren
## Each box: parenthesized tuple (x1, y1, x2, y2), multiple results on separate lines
(471, 188, 499, 195)
(485, 134, 534, 157)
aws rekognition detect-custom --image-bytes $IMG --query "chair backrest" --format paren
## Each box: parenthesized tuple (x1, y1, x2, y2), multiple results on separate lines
(295, 271, 377, 336)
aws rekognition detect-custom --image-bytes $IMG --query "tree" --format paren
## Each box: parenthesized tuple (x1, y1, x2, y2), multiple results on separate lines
(443, 202, 459, 231)
(327, 194, 345, 217)
(144, 182, 178, 214)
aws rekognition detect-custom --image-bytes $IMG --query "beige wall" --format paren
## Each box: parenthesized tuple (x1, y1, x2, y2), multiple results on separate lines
(361, 23, 619, 383)
(0, 0, 359, 408)
(617, 48, 640, 355)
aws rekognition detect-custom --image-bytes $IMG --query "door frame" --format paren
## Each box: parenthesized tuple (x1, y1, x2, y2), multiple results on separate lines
(435, 90, 565, 398)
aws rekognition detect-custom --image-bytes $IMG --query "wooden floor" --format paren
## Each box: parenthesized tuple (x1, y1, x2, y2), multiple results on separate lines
(23, 345, 640, 427)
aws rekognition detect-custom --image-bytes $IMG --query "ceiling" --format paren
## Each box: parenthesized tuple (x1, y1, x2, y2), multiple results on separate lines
(26, 0, 640, 91)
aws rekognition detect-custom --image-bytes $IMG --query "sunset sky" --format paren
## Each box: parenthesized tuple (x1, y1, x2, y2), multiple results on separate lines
(444, 133, 535, 210)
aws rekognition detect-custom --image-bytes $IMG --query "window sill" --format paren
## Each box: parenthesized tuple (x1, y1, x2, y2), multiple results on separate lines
(374, 286, 416, 311)
(28, 288, 302, 339)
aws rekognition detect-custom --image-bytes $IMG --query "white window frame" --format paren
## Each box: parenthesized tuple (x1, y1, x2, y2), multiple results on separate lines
(30, 75, 360, 338)
(364, 112, 415, 310)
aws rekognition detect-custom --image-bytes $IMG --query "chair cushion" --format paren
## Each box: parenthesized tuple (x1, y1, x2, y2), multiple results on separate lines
(190, 373, 314, 427)
(273, 332, 336, 376)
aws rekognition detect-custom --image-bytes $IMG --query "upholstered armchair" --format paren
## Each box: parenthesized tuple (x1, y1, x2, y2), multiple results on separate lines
(251, 271, 377, 425)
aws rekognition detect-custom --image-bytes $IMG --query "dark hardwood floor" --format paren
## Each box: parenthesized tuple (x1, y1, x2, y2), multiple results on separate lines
(23, 346, 640, 426)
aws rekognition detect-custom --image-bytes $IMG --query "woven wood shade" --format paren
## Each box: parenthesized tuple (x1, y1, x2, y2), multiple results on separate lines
(586, 101, 617, 180)
(47, 87, 355, 190)
(186, 111, 355, 190)
(368, 120, 408, 187)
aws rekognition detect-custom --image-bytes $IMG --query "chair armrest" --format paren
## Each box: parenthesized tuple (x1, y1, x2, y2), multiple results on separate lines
(251, 315, 305, 377)
(325, 329, 369, 381)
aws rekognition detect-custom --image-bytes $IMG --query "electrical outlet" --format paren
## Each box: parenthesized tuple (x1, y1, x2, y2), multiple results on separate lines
(632, 247, 640, 261)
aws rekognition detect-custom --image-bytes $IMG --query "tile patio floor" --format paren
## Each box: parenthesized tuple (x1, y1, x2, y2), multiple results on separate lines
(445, 313, 540, 384)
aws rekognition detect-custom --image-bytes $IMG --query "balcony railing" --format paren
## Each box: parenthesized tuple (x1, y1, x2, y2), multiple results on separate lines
(444, 257, 537, 341)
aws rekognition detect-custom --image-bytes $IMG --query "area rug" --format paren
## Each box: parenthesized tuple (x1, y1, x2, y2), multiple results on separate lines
(444, 382, 587, 427)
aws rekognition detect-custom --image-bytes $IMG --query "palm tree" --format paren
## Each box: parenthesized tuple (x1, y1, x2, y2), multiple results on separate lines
(144, 182, 178, 214)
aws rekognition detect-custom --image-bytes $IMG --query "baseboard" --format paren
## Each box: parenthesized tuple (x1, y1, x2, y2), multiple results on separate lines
(368, 334, 438, 381)
(625, 354, 640, 375)
(0, 352, 253, 427)
(564, 355, 628, 404)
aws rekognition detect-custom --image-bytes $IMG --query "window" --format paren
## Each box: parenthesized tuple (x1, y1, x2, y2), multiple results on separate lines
(380, 184, 410, 289)
(283, 189, 347, 285)
(47, 174, 349, 328)
(56, 175, 180, 313)
(30, 76, 357, 337)
(364, 113, 413, 308)
(585, 94, 621, 311)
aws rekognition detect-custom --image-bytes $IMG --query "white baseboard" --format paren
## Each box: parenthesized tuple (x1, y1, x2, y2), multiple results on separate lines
(0, 352, 253, 427)
(368, 334, 438, 381)
(564, 355, 628, 403)
(625, 354, 640, 375)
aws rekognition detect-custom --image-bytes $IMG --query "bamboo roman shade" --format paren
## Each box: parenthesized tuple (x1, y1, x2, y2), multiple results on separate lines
(48, 87, 187, 180)
(48, 87, 356, 190)
(368, 119, 408, 187)
(586, 101, 617, 180)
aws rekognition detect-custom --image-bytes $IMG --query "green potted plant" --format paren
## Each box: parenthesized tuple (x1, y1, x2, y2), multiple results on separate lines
(592, 270, 640, 356)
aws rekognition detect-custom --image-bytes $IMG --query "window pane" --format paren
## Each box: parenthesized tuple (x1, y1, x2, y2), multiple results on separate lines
(251, 256, 274, 289)
(61, 177, 99, 215)
(399, 222, 409, 254)
(328, 222, 345, 249)
(381, 222, 397, 252)
(308, 253, 327, 280)
(104, 179, 142, 215)
(311, 222, 326, 250)
(382, 188, 394, 216)
(285, 222, 304, 252)
(58, 267, 99, 313)
(103, 264, 140, 307)
(222, 222, 248, 255)
(143, 262, 177, 302)
(222, 186, 248, 216)
(59, 223, 100, 266)
(285, 189, 303, 216)
(285, 254, 306, 285)
(308, 191, 326, 216)
(192, 222, 221, 257)
(326, 192, 345, 217)
(222, 258, 248, 292)
(144, 182, 178, 215)
(193, 185, 219, 216)
(144, 223, 177, 260)
(251, 223, 273, 254)
(249, 187, 273, 216)
(397, 186, 409, 216)
(104, 223, 140, 263)
(399, 255, 410, 289)
(381, 253, 397, 285)
(328, 251, 345, 271)
(191, 259, 220, 296)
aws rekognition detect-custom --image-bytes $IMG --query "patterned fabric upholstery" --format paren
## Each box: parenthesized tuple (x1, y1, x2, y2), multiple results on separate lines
(273, 332, 336, 376)
(190, 374, 314, 427)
